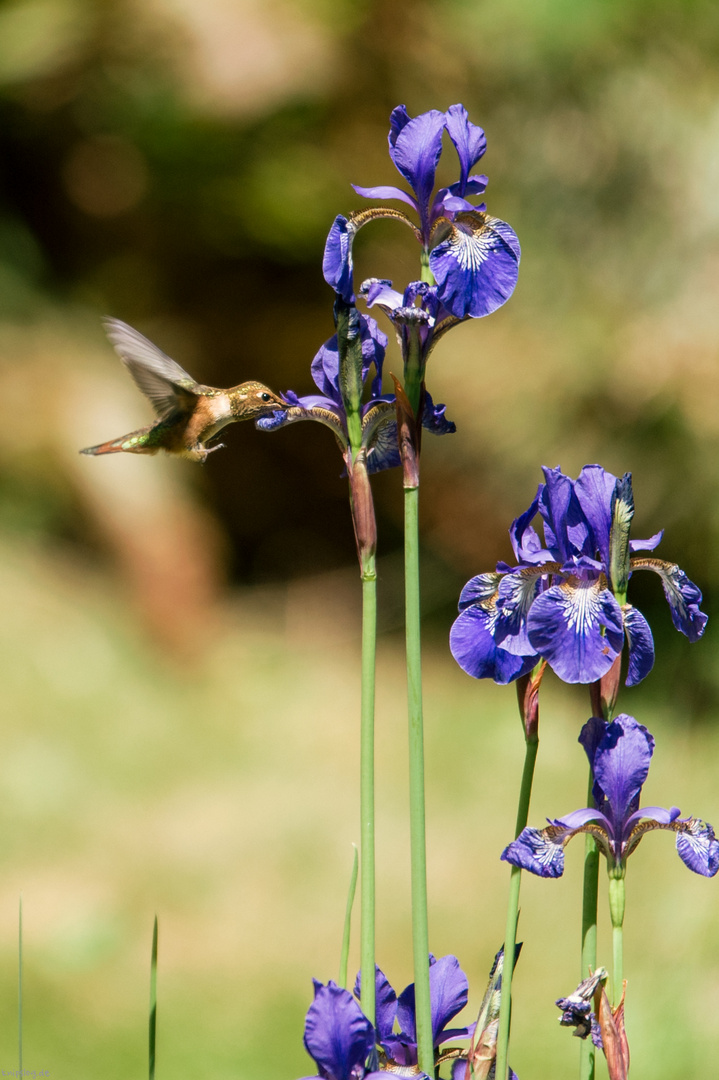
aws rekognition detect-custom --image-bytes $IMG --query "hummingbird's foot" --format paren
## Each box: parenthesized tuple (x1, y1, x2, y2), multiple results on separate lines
(205, 442, 226, 454)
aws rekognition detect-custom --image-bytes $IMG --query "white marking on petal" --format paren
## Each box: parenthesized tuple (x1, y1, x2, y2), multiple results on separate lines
(448, 225, 495, 272)
(559, 579, 602, 636)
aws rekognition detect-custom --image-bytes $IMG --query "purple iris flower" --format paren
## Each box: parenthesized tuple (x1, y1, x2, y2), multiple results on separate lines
(325, 104, 520, 320)
(258, 307, 453, 471)
(502, 714, 719, 879)
(358, 278, 462, 418)
(450, 465, 707, 686)
(300, 980, 387, 1080)
(355, 955, 472, 1070)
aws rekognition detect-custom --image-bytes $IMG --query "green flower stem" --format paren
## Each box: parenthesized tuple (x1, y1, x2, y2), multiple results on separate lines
(495, 733, 539, 1080)
(404, 484, 434, 1077)
(580, 764, 600, 1080)
(339, 844, 359, 990)
(420, 248, 435, 286)
(359, 563, 377, 1025)
(608, 875, 626, 1006)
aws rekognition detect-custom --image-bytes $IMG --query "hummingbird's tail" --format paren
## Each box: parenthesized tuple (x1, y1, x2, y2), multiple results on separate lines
(80, 427, 157, 456)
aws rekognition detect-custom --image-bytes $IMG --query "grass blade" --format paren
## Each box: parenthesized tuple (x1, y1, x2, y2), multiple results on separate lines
(339, 844, 358, 989)
(149, 916, 158, 1080)
(18, 895, 23, 1075)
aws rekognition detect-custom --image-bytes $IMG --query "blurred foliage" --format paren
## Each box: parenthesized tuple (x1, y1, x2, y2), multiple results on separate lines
(0, 0, 719, 1075)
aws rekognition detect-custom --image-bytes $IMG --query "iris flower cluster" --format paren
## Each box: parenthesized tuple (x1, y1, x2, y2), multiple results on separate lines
(325, 103, 520, 320)
(301, 956, 475, 1080)
(502, 713, 719, 880)
(450, 465, 707, 686)
(261, 104, 520, 474)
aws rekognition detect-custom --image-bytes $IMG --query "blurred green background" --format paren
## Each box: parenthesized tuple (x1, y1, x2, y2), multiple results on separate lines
(0, 0, 718, 1076)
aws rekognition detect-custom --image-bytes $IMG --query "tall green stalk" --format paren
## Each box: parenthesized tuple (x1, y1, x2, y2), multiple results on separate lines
(495, 734, 539, 1080)
(608, 876, 625, 1007)
(579, 778, 599, 1080)
(404, 485, 434, 1077)
(359, 563, 377, 1025)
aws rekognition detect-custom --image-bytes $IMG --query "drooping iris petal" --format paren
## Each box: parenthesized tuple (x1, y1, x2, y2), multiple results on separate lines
(450, 604, 537, 684)
(303, 980, 375, 1080)
(430, 213, 520, 319)
(675, 820, 719, 877)
(526, 580, 624, 683)
(323, 215, 356, 303)
(364, 413, 401, 474)
(632, 558, 708, 642)
(444, 103, 487, 192)
(501, 826, 567, 878)
(495, 569, 544, 654)
(590, 716, 654, 830)
(622, 604, 655, 685)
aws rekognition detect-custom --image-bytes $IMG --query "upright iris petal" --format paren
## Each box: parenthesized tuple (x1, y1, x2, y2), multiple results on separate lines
(302, 980, 382, 1080)
(359, 956, 472, 1070)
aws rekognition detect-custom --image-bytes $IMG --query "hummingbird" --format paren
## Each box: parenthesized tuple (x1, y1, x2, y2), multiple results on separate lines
(80, 318, 287, 463)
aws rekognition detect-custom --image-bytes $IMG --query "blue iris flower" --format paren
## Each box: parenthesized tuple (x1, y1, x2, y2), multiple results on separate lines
(300, 980, 388, 1080)
(257, 307, 402, 474)
(257, 305, 453, 472)
(450, 465, 707, 686)
(354, 955, 472, 1070)
(324, 104, 520, 320)
(502, 714, 719, 879)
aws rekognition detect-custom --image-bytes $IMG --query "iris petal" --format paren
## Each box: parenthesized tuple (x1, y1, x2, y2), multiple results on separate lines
(429, 213, 520, 319)
(676, 820, 719, 877)
(495, 569, 543, 654)
(450, 605, 537, 684)
(591, 716, 654, 834)
(501, 826, 566, 878)
(526, 580, 624, 683)
(323, 215, 355, 303)
(427, 955, 470, 1045)
(622, 604, 655, 685)
(388, 109, 446, 234)
(303, 981, 374, 1080)
(444, 103, 487, 191)
(631, 558, 708, 642)
(573, 464, 619, 568)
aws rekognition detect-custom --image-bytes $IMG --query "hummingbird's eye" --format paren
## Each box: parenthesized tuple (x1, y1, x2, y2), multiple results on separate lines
(259, 392, 271, 402)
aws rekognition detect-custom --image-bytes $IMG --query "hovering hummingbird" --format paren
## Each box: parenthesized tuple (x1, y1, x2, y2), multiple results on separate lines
(80, 318, 287, 463)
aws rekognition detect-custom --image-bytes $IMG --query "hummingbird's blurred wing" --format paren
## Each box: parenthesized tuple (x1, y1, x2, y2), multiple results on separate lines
(102, 318, 203, 419)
